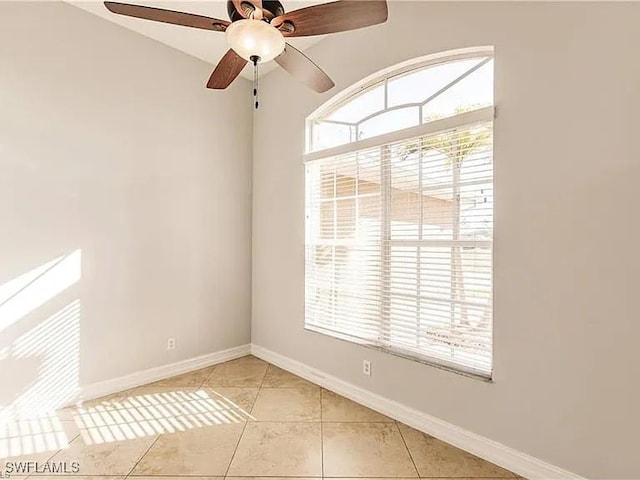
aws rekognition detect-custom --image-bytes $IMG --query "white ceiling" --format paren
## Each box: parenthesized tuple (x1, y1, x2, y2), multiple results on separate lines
(68, 1, 329, 79)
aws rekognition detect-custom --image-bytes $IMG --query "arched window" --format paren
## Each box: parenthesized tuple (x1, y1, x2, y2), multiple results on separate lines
(304, 48, 494, 378)
(307, 50, 494, 152)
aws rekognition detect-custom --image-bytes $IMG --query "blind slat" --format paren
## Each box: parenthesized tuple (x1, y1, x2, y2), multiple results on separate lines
(305, 120, 493, 378)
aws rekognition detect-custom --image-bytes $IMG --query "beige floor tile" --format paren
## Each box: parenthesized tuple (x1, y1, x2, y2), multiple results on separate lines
(72, 388, 199, 439)
(47, 432, 157, 476)
(0, 448, 57, 464)
(321, 390, 393, 423)
(132, 422, 244, 475)
(227, 422, 322, 477)
(262, 365, 317, 389)
(397, 423, 515, 478)
(231, 355, 268, 366)
(251, 387, 321, 422)
(1, 418, 79, 461)
(125, 385, 201, 397)
(64, 402, 133, 438)
(2, 407, 76, 424)
(226, 478, 317, 480)
(58, 389, 139, 428)
(146, 367, 215, 388)
(323, 423, 418, 477)
(28, 477, 124, 480)
(55, 418, 83, 444)
(205, 361, 268, 388)
(204, 387, 259, 415)
(4, 361, 520, 480)
(131, 477, 221, 480)
(68, 388, 139, 410)
(70, 386, 248, 442)
(54, 408, 78, 423)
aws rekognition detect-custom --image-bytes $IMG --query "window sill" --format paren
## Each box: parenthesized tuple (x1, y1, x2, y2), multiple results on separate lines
(304, 324, 493, 383)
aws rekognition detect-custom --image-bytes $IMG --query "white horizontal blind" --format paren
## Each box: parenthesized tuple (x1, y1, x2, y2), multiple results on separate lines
(305, 119, 493, 377)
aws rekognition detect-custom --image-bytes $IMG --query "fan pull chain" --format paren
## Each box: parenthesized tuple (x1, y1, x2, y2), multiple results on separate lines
(250, 55, 260, 109)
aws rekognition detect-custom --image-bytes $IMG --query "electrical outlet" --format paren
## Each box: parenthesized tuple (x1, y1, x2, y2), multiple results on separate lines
(167, 337, 176, 351)
(363, 360, 371, 376)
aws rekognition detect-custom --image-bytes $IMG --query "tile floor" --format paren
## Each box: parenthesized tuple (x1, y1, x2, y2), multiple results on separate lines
(1, 355, 521, 479)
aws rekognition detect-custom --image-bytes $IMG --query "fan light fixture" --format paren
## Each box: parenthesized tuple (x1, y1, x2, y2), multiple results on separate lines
(104, 0, 389, 103)
(226, 19, 285, 63)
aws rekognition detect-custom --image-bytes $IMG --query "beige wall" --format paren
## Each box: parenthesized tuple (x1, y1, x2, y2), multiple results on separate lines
(0, 2, 252, 409)
(252, 2, 640, 478)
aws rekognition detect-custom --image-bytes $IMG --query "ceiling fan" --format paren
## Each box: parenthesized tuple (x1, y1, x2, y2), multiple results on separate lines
(104, 0, 388, 102)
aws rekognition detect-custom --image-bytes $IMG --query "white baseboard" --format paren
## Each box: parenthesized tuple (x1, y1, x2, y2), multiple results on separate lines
(74, 343, 251, 404)
(250, 344, 584, 480)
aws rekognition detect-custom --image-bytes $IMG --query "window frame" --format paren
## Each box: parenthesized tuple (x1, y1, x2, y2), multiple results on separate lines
(304, 48, 495, 380)
(306, 47, 494, 154)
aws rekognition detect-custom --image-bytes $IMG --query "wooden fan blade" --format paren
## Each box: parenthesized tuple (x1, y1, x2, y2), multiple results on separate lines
(207, 50, 248, 89)
(271, 1, 387, 37)
(232, 0, 263, 18)
(104, 2, 229, 31)
(275, 43, 335, 93)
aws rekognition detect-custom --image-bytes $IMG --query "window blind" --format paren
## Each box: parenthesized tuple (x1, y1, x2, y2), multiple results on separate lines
(305, 118, 493, 378)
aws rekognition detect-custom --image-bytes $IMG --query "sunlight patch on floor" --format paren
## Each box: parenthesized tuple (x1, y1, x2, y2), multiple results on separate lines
(73, 389, 254, 445)
(0, 412, 72, 459)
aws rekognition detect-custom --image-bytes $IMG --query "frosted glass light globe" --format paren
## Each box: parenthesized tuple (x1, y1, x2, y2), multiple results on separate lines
(226, 19, 285, 63)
